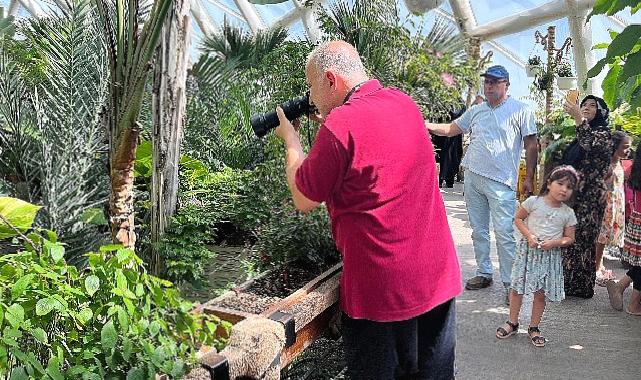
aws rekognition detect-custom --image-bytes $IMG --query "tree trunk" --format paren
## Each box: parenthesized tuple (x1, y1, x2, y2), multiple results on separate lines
(109, 123, 139, 249)
(149, 0, 192, 275)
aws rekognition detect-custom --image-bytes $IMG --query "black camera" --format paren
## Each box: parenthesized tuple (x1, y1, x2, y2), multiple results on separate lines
(250, 94, 314, 138)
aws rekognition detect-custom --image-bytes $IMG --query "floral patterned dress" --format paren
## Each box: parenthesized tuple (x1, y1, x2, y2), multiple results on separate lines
(562, 121, 612, 298)
(598, 162, 625, 248)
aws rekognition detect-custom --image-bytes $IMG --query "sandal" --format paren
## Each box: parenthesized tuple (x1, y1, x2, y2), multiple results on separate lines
(528, 326, 546, 347)
(496, 320, 519, 339)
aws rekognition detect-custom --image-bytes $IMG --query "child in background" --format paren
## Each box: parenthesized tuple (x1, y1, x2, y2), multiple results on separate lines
(496, 165, 578, 347)
(596, 131, 632, 285)
(607, 141, 641, 315)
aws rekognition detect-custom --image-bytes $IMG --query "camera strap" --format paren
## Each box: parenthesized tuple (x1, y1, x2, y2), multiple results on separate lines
(343, 81, 368, 104)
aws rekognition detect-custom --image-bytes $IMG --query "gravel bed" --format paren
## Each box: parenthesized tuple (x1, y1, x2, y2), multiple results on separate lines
(215, 292, 282, 314)
(246, 263, 333, 298)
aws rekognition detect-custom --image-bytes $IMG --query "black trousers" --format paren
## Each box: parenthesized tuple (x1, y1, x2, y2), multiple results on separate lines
(628, 266, 641, 291)
(342, 299, 456, 380)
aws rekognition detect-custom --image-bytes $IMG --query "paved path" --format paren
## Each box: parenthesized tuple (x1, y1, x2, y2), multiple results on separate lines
(444, 183, 641, 380)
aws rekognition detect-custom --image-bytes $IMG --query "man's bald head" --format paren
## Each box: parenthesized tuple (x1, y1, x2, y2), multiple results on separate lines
(306, 40, 367, 82)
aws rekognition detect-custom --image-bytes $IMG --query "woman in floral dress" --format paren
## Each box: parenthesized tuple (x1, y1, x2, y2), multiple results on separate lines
(561, 95, 613, 299)
(596, 131, 632, 285)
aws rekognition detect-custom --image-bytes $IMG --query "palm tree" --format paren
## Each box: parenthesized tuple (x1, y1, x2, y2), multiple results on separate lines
(92, 0, 171, 248)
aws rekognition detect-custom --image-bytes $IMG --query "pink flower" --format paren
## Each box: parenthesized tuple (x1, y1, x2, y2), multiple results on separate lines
(436, 52, 444, 59)
(441, 72, 454, 86)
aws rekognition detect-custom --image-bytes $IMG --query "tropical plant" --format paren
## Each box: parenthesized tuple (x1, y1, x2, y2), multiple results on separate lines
(528, 55, 542, 66)
(587, 1, 641, 109)
(1, 1, 110, 261)
(0, 196, 229, 378)
(556, 60, 574, 77)
(23, 1, 110, 261)
(92, 0, 172, 249)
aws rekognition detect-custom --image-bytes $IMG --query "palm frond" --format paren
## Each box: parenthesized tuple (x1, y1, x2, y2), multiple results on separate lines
(22, 0, 110, 259)
(416, 15, 467, 60)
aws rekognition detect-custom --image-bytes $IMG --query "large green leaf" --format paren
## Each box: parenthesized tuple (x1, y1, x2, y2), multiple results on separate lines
(85, 275, 100, 296)
(11, 274, 35, 300)
(602, 62, 622, 107)
(0, 197, 41, 239)
(100, 319, 118, 350)
(6, 303, 24, 328)
(607, 25, 641, 59)
(619, 50, 641, 84)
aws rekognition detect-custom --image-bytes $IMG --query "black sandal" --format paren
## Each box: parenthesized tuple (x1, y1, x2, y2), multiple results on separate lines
(496, 320, 519, 339)
(528, 326, 546, 347)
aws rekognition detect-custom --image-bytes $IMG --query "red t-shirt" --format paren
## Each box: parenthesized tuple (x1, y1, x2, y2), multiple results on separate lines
(295, 80, 462, 322)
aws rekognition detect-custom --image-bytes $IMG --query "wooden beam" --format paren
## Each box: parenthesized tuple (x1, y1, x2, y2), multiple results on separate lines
(469, 0, 596, 41)
(17, 0, 45, 17)
(8, 0, 20, 16)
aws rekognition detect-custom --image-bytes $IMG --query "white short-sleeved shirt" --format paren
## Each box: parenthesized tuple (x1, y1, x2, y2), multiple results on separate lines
(454, 97, 537, 190)
(521, 196, 577, 241)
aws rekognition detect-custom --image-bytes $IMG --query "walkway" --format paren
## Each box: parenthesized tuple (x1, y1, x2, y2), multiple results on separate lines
(444, 183, 641, 379)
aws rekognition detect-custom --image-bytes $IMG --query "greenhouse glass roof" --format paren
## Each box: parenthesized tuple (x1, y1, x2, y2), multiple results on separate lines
(2, 0, 640, 102)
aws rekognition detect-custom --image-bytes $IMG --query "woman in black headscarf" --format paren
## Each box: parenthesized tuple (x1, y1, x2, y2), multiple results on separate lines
(561, 95, 613, 298)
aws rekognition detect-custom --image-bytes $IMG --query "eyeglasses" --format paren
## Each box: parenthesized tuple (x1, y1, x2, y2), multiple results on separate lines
(483, 79, 507, 86)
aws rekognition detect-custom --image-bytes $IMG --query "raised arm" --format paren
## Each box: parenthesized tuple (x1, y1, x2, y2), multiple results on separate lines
(425, 122, 463, 137)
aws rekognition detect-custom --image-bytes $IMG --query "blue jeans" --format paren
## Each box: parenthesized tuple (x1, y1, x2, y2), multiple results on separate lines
(463, 170, 517, 284)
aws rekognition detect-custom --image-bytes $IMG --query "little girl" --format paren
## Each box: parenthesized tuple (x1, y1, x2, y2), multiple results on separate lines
(496, 165, 578, 347)
(596, 131, 632, 286)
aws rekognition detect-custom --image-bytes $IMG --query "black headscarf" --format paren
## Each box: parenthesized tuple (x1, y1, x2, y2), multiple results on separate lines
(561, 95, 610, 170)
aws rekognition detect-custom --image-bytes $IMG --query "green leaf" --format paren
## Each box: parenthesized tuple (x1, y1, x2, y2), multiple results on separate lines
(99, 244, 123, 252)
(85, 275, 100, 297)
(122, 337, 133, 361)
(607, 25, 641, 59)
(30, 328, 48, 344)
(117, 307, 129, 332)
(6, 304, 24, 328)
(587, 57, 610, 79)
(590, 0, 615, 16)
(46, 357, 63, 380)
(619, 50, 641, 84)
(148, 320, 161, 337)
(80, 208, 108, 226)
(0, 197, 42, 240)
(77, 307, 93, 325)
(44, 241, 65, 263)
(607, 0, 641, 15)
(11, 274, 35, 300)
(9, 367, 28, 380)
(101, 320, 118, 350)
(116, 270, 127, 290)
(36, 298, 56, 316)
(602, 63, 622, 107)
(592, 42, 610, 50)
(125, 367, 145, 380)
(116, 248, 130, 263)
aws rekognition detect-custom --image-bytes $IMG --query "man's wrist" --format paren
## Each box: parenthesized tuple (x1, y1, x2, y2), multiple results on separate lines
(284, 134, 301, 148)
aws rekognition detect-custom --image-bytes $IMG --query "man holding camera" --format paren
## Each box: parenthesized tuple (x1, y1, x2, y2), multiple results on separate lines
(274, 40, 461, 379)
(426, 65, 538, 304)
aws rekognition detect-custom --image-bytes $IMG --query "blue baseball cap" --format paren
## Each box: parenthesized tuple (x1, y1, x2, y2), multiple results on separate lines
(481, 65, 509, 81)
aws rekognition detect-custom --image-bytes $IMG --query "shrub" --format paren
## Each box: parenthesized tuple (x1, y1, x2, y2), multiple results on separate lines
(0, 197, 229, 378)
(528, 55, 542, 66)
(556, 60, 574, 77)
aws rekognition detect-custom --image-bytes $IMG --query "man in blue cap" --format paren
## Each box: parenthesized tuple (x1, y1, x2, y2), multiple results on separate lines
(427, 65, 539, 304)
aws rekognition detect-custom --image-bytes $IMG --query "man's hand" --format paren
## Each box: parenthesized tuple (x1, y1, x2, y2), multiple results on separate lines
(522, 177, 534, 196)
(275, 107, 301, 144)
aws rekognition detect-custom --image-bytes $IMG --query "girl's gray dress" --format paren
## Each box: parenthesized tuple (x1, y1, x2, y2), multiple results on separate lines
(511, 196, 577, 302)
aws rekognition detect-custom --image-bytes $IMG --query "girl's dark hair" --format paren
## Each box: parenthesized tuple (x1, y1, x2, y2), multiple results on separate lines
(611, 130, 629, 156)
(629, 141, 641, 191)
(539, 165, 579, 196)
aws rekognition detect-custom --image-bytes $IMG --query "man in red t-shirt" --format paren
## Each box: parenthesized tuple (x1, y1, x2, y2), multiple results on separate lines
(274, 40, 461, 379)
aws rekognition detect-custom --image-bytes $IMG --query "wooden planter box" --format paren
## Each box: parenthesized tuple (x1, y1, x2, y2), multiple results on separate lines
(192, 263, 342, 379)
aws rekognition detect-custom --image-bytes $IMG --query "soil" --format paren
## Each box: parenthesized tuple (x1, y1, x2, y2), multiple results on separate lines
(281, 337, 347, 380)
(246, 261, 334, 298)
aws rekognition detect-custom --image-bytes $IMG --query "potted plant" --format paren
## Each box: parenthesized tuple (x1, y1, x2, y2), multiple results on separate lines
(556, 60, 577, 90)
(536, 71, 554, 93)
(526, 55, 542, 77)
